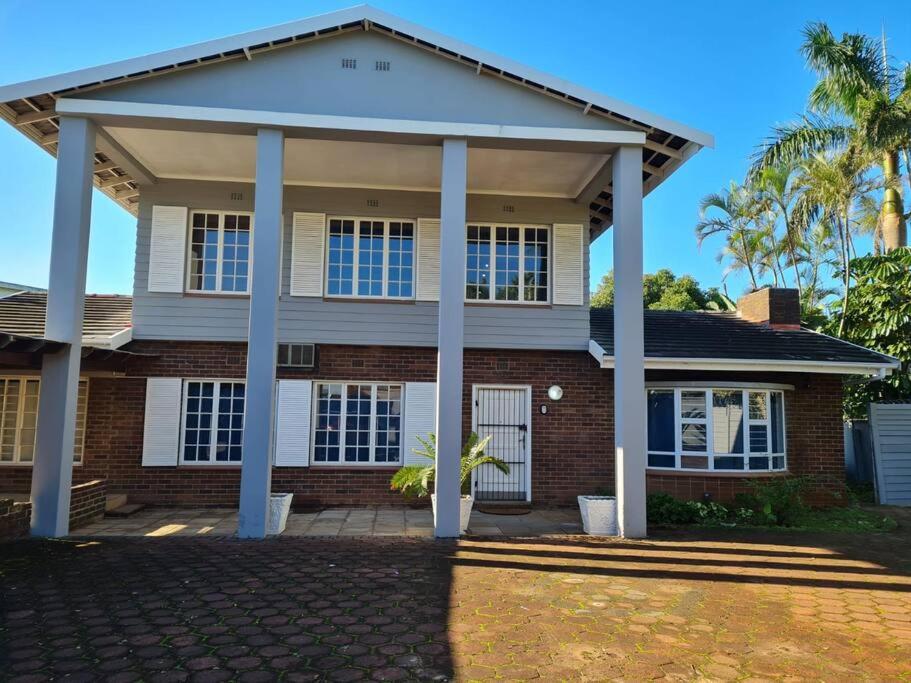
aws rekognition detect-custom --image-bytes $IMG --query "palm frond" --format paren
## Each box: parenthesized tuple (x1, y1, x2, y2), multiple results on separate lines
(749, 117, 853, 177)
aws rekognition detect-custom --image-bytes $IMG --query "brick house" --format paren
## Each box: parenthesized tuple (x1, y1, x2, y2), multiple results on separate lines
(0, 6, 898, 538)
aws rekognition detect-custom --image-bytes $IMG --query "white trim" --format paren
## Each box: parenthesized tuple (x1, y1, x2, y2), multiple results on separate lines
(470, 383, 533, 502)
(324, 216, 416, 300)
(0, 6, 712, 146)
(646, 380, 795, 391)
(83, 327, 133, 350)
(55, 98, 648, 148)
(464, 222, 551, 305)
(185, 209, 255, 295)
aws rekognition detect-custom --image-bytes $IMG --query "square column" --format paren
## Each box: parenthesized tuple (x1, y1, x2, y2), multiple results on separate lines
(612, 144, 647, 538)
(238, 128, 284, 538)
(434, 137, 468, 538)
(31, 116, 96, 537)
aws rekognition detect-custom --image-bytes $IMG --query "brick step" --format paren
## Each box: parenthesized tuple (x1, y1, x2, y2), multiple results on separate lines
(105, 493, 128, 512)
(106, 502, 146, 517)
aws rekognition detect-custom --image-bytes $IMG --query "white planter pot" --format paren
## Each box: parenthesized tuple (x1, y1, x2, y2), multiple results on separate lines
(268, 493, 294, 535)
(431, 494, 474, 535)
(577, 495, 618, 536)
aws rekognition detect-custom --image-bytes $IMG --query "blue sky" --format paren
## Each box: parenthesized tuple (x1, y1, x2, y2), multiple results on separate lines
(0, 0, 908, 296)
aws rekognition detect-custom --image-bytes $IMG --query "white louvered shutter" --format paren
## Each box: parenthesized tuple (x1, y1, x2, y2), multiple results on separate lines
(552, 223, 585, 305)
(141, 378, 182, 466)
(403, 382, 437, 465)
(416, 218, 441, 301)
(290, 212, 326, 297)
(274, 380, 313, 467)
(148, 205, 188, 293)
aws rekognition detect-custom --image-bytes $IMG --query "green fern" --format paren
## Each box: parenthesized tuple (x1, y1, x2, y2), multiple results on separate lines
(389, 432, 509, 497)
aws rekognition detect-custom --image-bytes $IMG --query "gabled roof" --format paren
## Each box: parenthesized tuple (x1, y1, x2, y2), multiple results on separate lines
(589, 308, 899, 375)
(0, 4, 712, 232)
(0, 292, 132, 350)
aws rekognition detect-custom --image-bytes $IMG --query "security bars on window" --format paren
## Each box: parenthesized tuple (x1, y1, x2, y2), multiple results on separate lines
(187, 211, 253, 294)
(313, 383, 402, 465)
(466, 224, 549, 303)
(325, 218, 415, 298)
(181, 380, 246, 464)
(646, 388, 786, 472)
(0, 377, 88, 464)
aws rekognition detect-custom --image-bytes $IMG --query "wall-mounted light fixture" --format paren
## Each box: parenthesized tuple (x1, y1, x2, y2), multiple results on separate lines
(547, 385, 563, 401)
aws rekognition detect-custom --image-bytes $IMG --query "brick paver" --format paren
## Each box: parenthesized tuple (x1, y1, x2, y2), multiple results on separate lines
(2, 514, 911, 681)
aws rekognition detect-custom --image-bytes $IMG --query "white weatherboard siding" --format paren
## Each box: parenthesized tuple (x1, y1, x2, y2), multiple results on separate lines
(148, 206, 189, 293)
(404, 382, 436, 466)
(274, 381, 313, 467)
(131, 181, 591, 349)
(141, 378, 183, 466)
(871, 403, 911, 506)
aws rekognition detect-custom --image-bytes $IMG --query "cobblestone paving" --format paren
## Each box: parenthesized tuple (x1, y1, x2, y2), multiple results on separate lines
(3, 515, 911, 681)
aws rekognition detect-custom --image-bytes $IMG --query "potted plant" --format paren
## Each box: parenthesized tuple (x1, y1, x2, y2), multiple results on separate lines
(577, 488, 618, 536)
(390, 432, 509, 534)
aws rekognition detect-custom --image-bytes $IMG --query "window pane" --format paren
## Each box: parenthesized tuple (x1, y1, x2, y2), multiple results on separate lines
(522, 227, 548, 302)
(772, 455, 785, 470)
(357, 221, 384, 297)
(466, 225, 491, 300)
(714, 456, 744, 470)
(647, 390, 674, 453)
(648, 453, 675, 468)
(189, 213, 220, 291)
(344, 384, 372, 462)
(183, 381, 215, 462)
(315, 384, 343, 462)
(771, 392, 785, 453)
(749, 456, 770, 470)
(681, 455, 708, 469)
(73, 380, 88, 463)
(494, 226, 519, 301)
(327, 220, 355, 296)
(0, 379, 21, 462)
(749, 392, 768, 420)
(749, 424, 768, 453)
(681, 423, 707, 452)
(374, 385, 402, 463)
(680, 391, 706, 419)
(214, 383, 244, 462)
(221, 214, 251, 293)
(712, 390, 743, 455)
(388, 222, 414, 298)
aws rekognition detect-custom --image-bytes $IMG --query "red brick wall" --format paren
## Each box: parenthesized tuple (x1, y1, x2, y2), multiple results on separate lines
(0, 498, 31, 542)
(69, 479, 107, 529)
(0, 343, 847, 507)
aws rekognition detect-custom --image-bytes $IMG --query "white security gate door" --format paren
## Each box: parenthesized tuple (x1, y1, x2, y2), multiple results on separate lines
(472, 386, 530, 501)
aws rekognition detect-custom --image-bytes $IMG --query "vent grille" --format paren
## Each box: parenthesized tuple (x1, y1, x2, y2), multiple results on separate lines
(375, 60, 391, 72)
(341, 58, 357, 69)
(277, 343, 315, 368)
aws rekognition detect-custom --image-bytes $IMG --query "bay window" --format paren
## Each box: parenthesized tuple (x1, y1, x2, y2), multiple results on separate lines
(325, 218, 415, 298)
(181, 380, 245, 464)
(313, 382, 402, 465)
(466, 224, 549, 303)
(647, 387, 786, 472)
(0, 377, 88, 465)
(187, 211, 253, 293)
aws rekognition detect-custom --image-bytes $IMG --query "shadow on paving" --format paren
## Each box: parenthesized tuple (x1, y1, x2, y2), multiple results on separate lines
(1, 536, 456, 681)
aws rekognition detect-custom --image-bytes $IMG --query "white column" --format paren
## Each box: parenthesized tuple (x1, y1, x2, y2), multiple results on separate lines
(612, 144, 647, 538)
(238, 128, 284, 539)
(30, 116, 96, 537)
(434, 137, 468, 538)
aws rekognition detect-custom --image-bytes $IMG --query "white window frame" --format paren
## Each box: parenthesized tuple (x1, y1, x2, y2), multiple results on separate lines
(310, 381, 404, 467)
(324, 216, 417, 300)
(464, 222, 551, 305)
(179, 379, 246, 466)
(0, 376, 88, 466)
(185, 210, 255, 295)
(646, 386, 788, 473)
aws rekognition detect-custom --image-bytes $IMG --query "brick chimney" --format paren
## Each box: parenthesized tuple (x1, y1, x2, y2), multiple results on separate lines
(736, 288, 801, 330)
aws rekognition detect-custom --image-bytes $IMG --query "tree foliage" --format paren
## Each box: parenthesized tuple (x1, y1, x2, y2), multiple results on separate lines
(591, 268, 727, 311)
(827, 248, 911, 418)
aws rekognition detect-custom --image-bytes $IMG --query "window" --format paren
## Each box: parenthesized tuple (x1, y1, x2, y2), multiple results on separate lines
(326, 218, 415, 298)
(181, 380, 245, 464)
(465, 225, 549, 303)
(187, 211, 253, 293)
(277, 343, 315, 368)
(0, 377, 88, 465)
(646, 387, 786, 472)
(313, 383, 402, 465)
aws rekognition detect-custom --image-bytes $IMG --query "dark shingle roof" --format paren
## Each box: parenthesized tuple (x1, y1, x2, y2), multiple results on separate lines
(590, 308, 895, 366)
(0, 292, 132, 343)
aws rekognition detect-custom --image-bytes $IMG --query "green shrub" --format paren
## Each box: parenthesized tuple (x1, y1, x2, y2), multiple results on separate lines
(746, 477, 809, 526)
(646, 493, 733, 525)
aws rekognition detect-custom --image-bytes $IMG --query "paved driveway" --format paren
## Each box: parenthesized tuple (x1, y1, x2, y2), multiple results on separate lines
(3, 519, 911, 681)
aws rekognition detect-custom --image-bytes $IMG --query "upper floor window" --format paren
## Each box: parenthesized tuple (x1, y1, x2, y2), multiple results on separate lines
(326, 218, 415, 298)
(187, 211, 253, 294)
(647, 387, 786, 472)
(0, 377, 88, 465)
(466, 225, 549, 303)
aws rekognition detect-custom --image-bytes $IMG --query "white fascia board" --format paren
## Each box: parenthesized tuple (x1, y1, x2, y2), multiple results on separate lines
(0, 5, 713, 149)
(82, 327, 133, 350)
(588, 339, 608, 366)
(596, 353, 897, 377)
(56, 98, 648, 146)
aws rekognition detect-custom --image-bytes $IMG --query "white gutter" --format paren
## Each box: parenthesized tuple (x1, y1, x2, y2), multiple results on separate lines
(82, 327, 133, 351)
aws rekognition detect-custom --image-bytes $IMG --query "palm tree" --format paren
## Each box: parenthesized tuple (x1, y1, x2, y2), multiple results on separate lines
(751, 23, 911, 250)
(697, 182, 766, 290)
(755, 164, 805, 297)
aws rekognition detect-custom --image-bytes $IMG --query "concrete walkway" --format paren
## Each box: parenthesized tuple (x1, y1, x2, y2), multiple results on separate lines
(76, 506, 583, 537)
